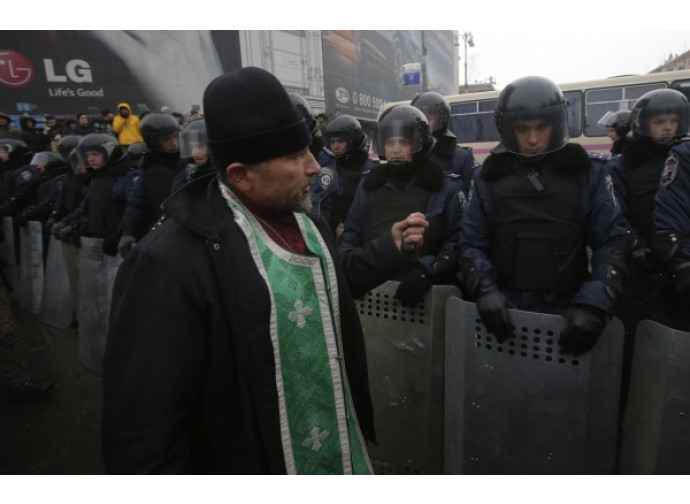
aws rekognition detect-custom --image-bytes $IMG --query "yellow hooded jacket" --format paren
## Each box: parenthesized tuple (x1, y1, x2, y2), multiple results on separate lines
(112, 102, 143, 146)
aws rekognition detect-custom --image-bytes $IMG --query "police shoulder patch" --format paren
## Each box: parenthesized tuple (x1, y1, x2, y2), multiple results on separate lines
(318, 166, 336, 190)
(604, 174, 617, 207)
(661, 153, 679, 187)
(21, 170, 34, 182)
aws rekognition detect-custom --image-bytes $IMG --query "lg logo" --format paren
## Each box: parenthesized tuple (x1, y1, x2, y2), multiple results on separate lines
(0, 50, 34, 88)
(0, 50, 93, 88)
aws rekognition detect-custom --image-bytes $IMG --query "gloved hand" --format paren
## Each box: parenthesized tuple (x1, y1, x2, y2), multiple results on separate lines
(102, 230, 122, 257)
(559, 304, 608, 356)
(631, 247, 656, 272)
(52, 221, 67, 239)
(433, 250, 461, 284)
(57, 225, 73, 242)
(12, 213, 26, 229)
(117, 234, 137, 258)
(476, 281, 513, 342)
(394, 267, 434, 307)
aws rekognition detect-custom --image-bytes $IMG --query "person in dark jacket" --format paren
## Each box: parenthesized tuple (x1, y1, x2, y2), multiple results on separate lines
(117, 113, 180, 256)
(52, 133, 135, 255)
(458, 76, 630, 356)
(597, 109, 632, 156)
(339, 104, 463, 307)
(169, 117, 214, 194)
(101, 67, 429, 475)
(651, 138, 690, 331)
(17, 116, 50, 154)
(411, 91, 477, 196)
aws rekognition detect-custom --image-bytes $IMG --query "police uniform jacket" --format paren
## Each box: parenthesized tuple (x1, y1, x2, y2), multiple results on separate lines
(460, 143, 629, 315)
(339, 158, 463, 277)
(102, 173, 417, 474)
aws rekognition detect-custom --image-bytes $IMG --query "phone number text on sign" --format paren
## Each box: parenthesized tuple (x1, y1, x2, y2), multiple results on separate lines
(352, 91, 386, 111)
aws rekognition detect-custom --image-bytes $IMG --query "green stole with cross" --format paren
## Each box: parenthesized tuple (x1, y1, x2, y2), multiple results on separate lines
(219, 182, 372, 475)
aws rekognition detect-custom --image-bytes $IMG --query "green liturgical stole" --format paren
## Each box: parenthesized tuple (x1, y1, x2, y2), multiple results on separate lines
(220, 182, 372, 475)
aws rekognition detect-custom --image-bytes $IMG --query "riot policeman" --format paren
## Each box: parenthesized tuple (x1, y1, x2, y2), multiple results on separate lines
(0, 142, 41, 219)
(0, 139, 33, 203)
(319, 114, 379, 235)
(169, 118, 215, 194)
(52, 134, 136, 255)
(47, 136, 90, 230)
(411, 91, 476, 196)
(118, 113, 180, 257)
(458, 76, 630, 355)
(340, 104, 463, 307)
(14, 151, 68, 228)
(597, 109, 632, 155)
(652, 138, 690, 331)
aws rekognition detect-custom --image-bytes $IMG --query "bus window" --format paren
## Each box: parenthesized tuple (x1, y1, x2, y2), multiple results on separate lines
(583, 83, 665, 136)
(671, 79, 690, 101)
(450, 99, 499, 143)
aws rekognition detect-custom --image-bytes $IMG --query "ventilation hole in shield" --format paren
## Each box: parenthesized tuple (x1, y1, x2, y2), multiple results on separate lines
(508, 349, 515, 355)
(546, 339, 554, 345)
(547, 330, 554, 336)
(534, 337, 541, 343)
(486, 344, 492, 350)
(545, 355, 552, 361)
(521, 326, 528, 333)
(532, 354, 539, 359)
(521, 334, 528, 341)
(534, 328, 541, 334)
(558, 357, 566, 364)
(520, 343, 528, 349)
(571, 360, 579, 366)
(546, 347, 553, 353)
(520, 351, 527, 357)
(497, 347, 503, 352)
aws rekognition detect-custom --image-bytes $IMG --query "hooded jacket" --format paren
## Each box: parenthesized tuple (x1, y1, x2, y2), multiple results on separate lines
(112, 103, 143, 146)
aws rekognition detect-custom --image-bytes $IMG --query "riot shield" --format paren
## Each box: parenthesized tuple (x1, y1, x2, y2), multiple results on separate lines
(614, 261, 665, 336)
(39, 234, 74, 328)
(356, 280, 462, 474)
(0, 216, 18, 292)
(62, 242, 80, 315)
(77, 237, 123, 374)
(444, 297, 624, 474)
(620, 320, 690, 474)
(17, 221, 44, 314)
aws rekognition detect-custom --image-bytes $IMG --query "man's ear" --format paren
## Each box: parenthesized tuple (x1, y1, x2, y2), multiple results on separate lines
(225, 162, 252, 193)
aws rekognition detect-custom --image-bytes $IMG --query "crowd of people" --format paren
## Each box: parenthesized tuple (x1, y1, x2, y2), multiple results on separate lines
(1, 67, 690, 474)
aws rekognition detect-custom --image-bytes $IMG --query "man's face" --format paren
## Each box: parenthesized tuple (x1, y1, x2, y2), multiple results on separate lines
(191, 143, 208, 164)
(384, 136, 413, 162)
(329, 137, 348, 156)
(78, 115, 88, 127)
(513, 119, 553, 156)
(46, 117, 56, 127)
(648, 114, 679, 143)
(0, 150, 9, 162)
(119, 108, 130, 118)
(608, 126, 620, 142)
(0, 118, 7, 127)
(246, 148, 320, 213)
(159, 132, 179, 154)
(85, 151, 105, 170)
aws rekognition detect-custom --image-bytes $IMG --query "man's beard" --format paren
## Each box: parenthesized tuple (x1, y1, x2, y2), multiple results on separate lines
(281, 177, 315, 214)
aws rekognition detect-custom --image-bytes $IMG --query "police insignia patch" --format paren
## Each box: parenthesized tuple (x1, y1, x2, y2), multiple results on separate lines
(605, 174, 617, 206)
(318, 167, 335, 189)
(661, 153, 679, 187)
(21, 171, 33, 182)
(458, 191, 466, 208)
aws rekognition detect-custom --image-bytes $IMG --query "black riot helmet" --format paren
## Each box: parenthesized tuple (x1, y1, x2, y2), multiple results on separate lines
(126, 142, 148, 163)
(140, 112, 181, 153)
(57, 135, 82, 162)
(323, 114, 367, 158)
(179, 117, 208, 160)
(288, 92, 319, 136)
(77, 133, 123, 169)
(411, 91, 454, 138)
(373, 105, 434, 163)
(30, 151, 67, 174)
(631, 88, 690, 142)
(494, 76, 569, 155)
(597, 110, 632, 139)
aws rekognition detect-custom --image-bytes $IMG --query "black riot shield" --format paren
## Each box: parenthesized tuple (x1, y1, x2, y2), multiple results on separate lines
(356, 280, 462, 474)
(620, 320, 690, 474)
(62, 242, 80, 315)
(614, 261, 665, 336)
(0, 216, 18, 292)
(39, 234, 74, 328)
(77, 237, 123, 374)
(444, 296, 624, 474)
(18, 221, 44, 314)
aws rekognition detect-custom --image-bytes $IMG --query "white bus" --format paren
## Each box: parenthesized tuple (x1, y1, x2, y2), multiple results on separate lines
(378, 69, 690, 162)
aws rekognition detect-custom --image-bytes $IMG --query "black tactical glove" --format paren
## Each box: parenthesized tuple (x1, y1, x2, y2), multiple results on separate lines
(559, 304, 608, 356)
(433, 249, 461, 284)
(476, 281, 513, 342)
(102, 230, 122, 257)
(52, 221, 67, 239)
(394, 267, 434, 307)
(117, 234, 137, 259)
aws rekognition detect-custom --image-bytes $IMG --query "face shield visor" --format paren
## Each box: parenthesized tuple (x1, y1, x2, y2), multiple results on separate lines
(179, 126, 208, 163)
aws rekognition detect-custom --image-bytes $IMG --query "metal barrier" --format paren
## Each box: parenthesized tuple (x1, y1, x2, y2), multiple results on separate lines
(356, 281, 461, 474)
(444, 296, 624, 474)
